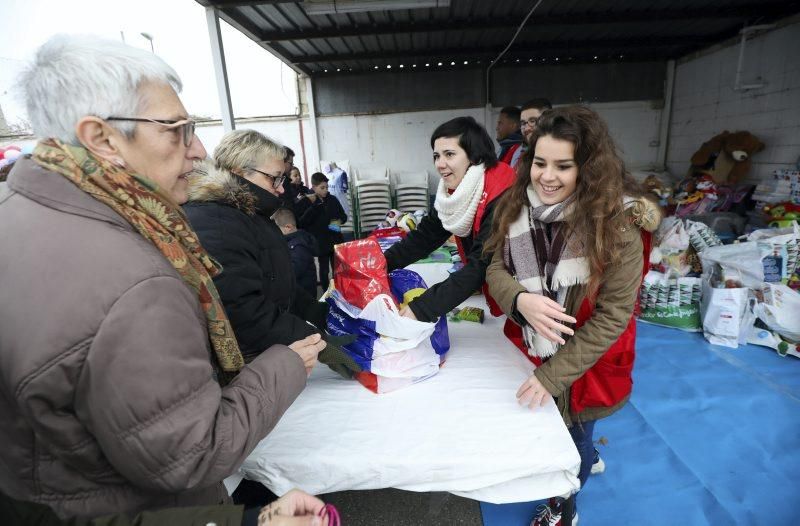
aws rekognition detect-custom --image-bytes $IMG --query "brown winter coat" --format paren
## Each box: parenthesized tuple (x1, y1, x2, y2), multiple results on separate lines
(486, 199, 660, 426)
(0, 159, 306, 519)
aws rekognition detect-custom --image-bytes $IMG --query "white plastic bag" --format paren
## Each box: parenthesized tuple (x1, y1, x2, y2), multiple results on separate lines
(699, 242, 764, 289)
(359, 294, 436, 342)
(700, 281, 753, 349)
(755, 283, 800, 343)
(328, 292, 442, 378)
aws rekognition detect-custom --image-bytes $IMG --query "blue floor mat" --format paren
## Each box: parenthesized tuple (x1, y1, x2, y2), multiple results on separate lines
(481, 321, 800, 526)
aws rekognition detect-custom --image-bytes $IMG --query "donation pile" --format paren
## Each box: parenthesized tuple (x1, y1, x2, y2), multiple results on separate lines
(639, 217, 721, 331)
(699, 223, 800, 354)
(640, 217, 800, 357)
(325, 239, 450, 393)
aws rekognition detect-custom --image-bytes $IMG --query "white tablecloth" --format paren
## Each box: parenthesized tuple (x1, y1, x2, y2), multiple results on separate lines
(233, 264, 580, 503)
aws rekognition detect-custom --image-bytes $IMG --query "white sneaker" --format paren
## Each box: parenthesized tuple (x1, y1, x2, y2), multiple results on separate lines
(590, 448, 605, 475)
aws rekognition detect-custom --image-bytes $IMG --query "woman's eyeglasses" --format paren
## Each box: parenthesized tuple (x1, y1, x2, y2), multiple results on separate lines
(106, 117, 196, 147)
(249, 168, 286, 188)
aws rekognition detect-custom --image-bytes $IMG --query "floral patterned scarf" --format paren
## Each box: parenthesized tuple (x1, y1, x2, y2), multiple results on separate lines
(33, 139, 244, 376)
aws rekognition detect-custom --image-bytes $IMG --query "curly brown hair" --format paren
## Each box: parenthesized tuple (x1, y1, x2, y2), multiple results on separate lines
(484, 105, 647, 297)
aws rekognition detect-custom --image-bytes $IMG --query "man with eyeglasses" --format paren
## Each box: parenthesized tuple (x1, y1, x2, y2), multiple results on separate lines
(519, 98, 553, 146)
(495, 106, 524, 168)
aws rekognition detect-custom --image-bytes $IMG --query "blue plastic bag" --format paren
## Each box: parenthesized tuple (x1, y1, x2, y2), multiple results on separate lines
(388, 269, 450, 356)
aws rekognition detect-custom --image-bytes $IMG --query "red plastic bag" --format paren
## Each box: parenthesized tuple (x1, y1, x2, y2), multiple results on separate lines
(369, 226, 407, 240)
(334, 239, 392, 309)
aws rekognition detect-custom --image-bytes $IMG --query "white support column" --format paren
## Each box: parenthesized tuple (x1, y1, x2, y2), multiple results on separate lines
(205, 7, 235, 132)
(656, 59, 676, 170)
(304, 75, 321, 171)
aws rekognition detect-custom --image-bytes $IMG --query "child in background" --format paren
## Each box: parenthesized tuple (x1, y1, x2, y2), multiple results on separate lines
(283, 166, 312, 210)
(274, 207, 320, 298)
(296, 172, 347, 290)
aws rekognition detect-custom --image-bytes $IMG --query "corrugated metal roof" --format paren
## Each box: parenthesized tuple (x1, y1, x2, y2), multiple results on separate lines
(196, 0, 800, 76)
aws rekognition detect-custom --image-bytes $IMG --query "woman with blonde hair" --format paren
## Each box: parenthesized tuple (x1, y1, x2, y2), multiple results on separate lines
(184, 130, 335, 365)
(485, 105, 660, 526)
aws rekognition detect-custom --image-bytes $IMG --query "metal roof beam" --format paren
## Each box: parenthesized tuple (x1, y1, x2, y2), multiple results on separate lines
(292, 37, 714, 64)
(261, 3, 796, 42)
(206, 6, 312, 75)
(196, 1, 297, 7)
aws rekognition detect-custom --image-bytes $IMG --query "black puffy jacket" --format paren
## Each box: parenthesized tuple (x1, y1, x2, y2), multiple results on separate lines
(184, 167, 324, 360)
(295, 193, 347, 255)
(285, 229, 319, 298)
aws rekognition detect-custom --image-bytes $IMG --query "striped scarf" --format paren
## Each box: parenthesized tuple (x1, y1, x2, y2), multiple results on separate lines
(502, 185, 589, 358)
(32, 139, 245, 378)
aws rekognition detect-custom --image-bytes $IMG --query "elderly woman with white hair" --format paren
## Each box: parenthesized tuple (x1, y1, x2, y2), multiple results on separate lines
(0, 35, 328, 523)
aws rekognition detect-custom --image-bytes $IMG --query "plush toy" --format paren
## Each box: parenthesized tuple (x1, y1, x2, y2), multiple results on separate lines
(674, 176, 704, 209)
(690, 130, 765, 184)
(695, 175, 718, 200)
(763, 202, 800, 228)
(644, 175, 674, 207)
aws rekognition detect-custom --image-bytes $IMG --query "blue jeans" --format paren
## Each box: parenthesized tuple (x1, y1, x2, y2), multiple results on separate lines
(569, 419, 596, 490)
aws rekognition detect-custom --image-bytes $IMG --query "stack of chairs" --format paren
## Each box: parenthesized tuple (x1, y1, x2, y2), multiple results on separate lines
(352, 164, 391, 238)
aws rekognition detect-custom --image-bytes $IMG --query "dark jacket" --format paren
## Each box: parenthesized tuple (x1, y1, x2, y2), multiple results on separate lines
(384, 162, 516, 322)
(498, 131, 524, 163)
(184, 167, 324, 360)
(0, 159, 306, 519)
(295, 193, 347, 255)
(0, 491, 244, 526)
(285, 229, 319, 298)
(281, 180, 312, 211)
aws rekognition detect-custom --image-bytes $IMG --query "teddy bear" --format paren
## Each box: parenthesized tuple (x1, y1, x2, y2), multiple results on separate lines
(643, 174, 674, 207)
(689, 130, 765, 184)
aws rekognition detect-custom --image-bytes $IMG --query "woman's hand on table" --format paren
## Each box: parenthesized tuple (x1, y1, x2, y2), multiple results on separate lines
(516, 373, 553, 410)
(288, 334, 327, 376)
(257, 489, 328, 526)
(515, 293, 577, 345)
(399, 305, 417, 320)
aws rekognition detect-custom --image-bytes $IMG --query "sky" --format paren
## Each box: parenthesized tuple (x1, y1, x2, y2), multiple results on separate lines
(0, 0, 299, 130)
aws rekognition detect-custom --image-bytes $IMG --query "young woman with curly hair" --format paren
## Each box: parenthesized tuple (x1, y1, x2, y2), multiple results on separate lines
(484, 105, 661, 526)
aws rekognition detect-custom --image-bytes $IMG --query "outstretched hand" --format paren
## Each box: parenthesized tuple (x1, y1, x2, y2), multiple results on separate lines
(288, 334, 327, 376)
(516, 373, 553, 410)
(398, 305, 418, 320)
(257, 489, 328, 526)
(515, 293, 577, 345)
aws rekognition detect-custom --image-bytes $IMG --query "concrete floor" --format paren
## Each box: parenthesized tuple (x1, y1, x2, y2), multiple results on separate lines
(234, 480, 483, 525)
(321, 488, 483, 526)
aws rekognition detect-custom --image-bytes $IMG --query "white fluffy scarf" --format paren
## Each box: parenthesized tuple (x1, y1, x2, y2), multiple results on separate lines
(434, 163, 485, 237)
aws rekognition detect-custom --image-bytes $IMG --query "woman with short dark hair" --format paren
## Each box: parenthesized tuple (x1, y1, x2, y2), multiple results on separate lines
(384, 116, 516, 321)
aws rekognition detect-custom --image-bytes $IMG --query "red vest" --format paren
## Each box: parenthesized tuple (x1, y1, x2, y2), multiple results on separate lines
(499, 143, 522, 166)
(453, 162, 515, 316)
(503, 230, 653, 414)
